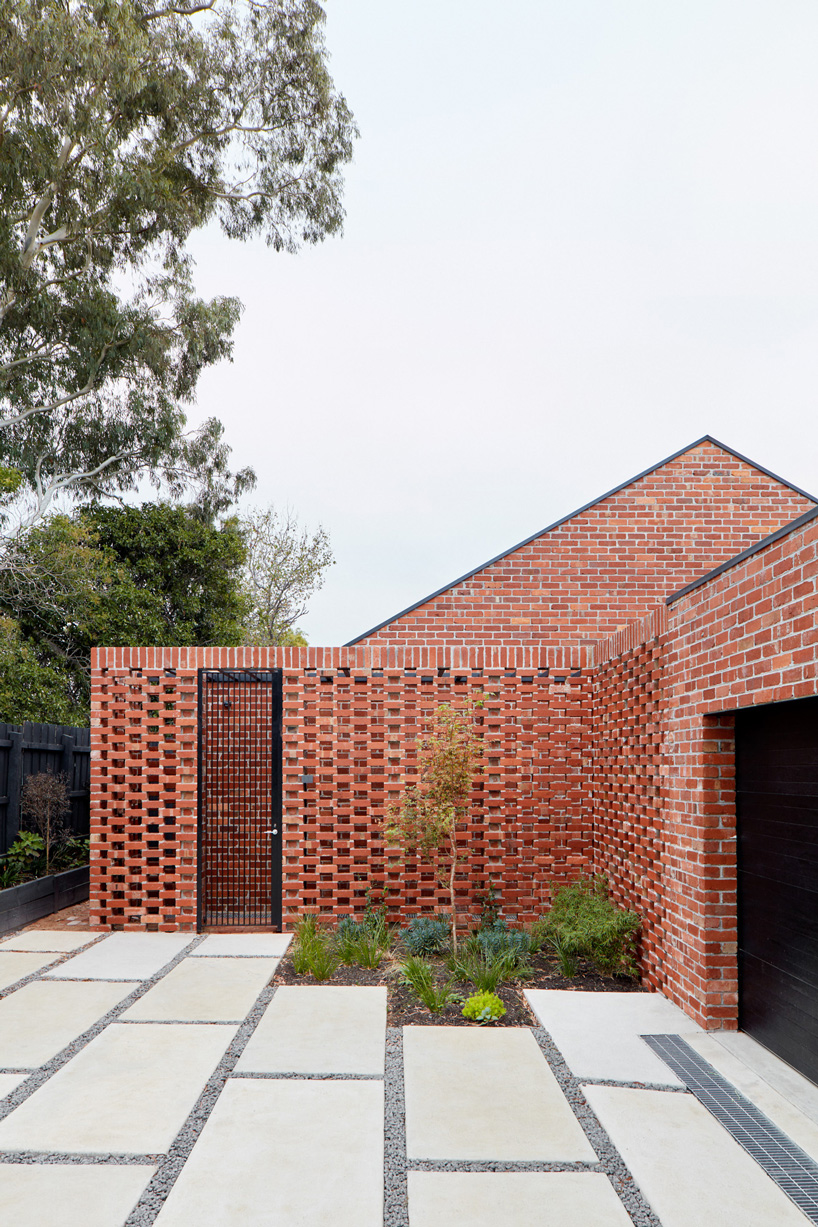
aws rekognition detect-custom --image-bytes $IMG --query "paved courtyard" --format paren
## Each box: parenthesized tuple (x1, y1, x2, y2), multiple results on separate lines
(0, 930, 817, 1225)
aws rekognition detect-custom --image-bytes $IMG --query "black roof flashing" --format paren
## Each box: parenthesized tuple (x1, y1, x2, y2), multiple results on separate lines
(346, 435, 818, 645)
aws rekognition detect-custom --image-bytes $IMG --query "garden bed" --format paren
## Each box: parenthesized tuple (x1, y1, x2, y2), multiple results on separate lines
(0, 864, 90, 936)
(273, 946, 644, 1027)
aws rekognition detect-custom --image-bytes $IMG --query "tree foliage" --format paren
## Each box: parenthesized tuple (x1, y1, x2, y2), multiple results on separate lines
(0, 502, 249, 719)
(240, 504, 332, 643)
(384, 704, 482, 954)
(86, 502, 248, 645)
(0, 0, 356, 525)
(0, 616, 85, 723)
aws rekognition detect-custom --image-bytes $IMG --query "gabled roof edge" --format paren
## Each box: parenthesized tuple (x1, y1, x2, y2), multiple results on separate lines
(666, 504, 818, 605)
(346, 435, 818, 645)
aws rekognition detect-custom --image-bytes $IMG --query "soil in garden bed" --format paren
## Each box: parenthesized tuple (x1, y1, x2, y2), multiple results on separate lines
(273, 948, 644, 1027)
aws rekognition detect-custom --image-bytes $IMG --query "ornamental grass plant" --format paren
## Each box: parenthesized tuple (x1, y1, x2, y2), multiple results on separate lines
(532, 876, 640, 978)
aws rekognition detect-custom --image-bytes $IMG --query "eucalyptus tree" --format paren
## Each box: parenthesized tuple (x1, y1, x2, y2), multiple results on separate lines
(240, 504, 333, 643)
(0, 0, 356, 527)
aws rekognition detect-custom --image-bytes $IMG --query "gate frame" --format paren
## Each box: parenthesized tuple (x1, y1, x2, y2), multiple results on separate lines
(196, 667, 283, 931)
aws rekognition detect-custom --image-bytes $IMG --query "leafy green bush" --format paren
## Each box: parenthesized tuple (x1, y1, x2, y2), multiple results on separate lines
(401, 915, 451, 957)
(536, 877, 640, 978)
(399, 956, 461, 1012)
(462, 990, 506, 1024)
(0, 831, 89, 889)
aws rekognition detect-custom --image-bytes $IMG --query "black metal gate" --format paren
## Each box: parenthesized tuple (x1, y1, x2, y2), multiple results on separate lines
(198, 669, 283, 929)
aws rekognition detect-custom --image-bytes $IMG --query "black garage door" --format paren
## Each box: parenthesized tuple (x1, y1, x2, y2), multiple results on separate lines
(737, 696, 818, 1083)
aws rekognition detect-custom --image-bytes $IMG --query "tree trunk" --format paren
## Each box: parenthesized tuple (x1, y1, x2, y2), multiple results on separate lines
(448, 827, 458, 955)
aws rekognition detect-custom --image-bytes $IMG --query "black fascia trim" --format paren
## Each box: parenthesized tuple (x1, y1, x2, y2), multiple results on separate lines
(347, 434, 818, 645)
(666, 505, 818, 605)
(703, 434, 818, 504)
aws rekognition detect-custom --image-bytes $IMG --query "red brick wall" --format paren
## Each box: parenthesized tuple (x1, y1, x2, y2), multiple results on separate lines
(90, 645, 592, 932)
(354, 440, 813, 648)
(89, 512, 818, 1032)
(660, 513, 818, 1027)
(591, 608, 669, 992)
(591, 514, 818, 1028)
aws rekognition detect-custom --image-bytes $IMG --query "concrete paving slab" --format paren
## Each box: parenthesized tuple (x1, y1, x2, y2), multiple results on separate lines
(45, 932, 193, 981)
(0, 953, 56, 992)
(0, 1074, 26, 1098)
(0, 932, 96, 953)
(680, 1032, 818, 1163)
(190, 933, 292, 957)
(0, 1022, 235, 1153)
(403, 1026, 596, 1162)
(121, 957, 276, 1022)
(407, 1171, 633, 1226)
(525, 990, 701, 1084)
(0, 980, 135, 1067)
(0, 1162, 154, 1227)
(711, 1030, 818, 1128)
(584, 1084, 810, 1227)
(235, 985, 386, 1075)
(154, 1078, 383, 1227)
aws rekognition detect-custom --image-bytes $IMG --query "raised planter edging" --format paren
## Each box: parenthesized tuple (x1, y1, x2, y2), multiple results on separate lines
(0, 864, 89, 936)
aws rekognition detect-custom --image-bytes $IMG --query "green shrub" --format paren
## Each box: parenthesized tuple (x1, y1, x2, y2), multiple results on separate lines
(449, 937, 528, 993)
(303, 935, 341, 981)
(401, 915, 451, 957)
(291, 914, 322, 974)
(537, 877, 640, 978)
(549, 931, 579, 978)
(474, 922, 532, 962)
(462, 990, 506, 1024)
(335, 915, 390, 969)
(0, 831, 46, 888)
(0, 828, 89, 891)
(399, 955, 461, 1012)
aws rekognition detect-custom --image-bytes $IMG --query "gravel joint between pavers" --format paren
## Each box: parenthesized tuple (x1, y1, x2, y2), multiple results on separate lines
(408, 1158, 604, 1172)
(532, 1027, 663, 1227)
(384, 1027, 409, 1227)
(0, 1150, 160, 1165)
(230, 1069, 383, 1079)
(579, 1076, 687, 1092)
(122, 983, 279, 1227)
(0, 933, 205, 1123)
(0, 931, 111, 1002)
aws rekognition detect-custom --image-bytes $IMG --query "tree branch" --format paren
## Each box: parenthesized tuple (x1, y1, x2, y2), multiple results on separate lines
(142, 1, 218, 19)
(20, 136, 77, 271)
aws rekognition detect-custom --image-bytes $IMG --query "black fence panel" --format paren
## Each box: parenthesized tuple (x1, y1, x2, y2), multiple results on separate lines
(0, 723, 90, 856)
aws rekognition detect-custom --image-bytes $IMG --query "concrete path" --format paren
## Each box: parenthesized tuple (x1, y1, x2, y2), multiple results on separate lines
(0, 933, 816, 1226)
(403, 1025, 595, 1162)
(525, 988, 700, 1085)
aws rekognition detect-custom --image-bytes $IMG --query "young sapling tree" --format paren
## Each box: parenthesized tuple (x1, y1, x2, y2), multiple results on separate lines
(384, 703, 482, 955)
(20, 771, 70, 875)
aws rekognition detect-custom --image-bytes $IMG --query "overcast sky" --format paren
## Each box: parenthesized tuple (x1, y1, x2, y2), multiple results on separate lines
(188, 1, 818, 645)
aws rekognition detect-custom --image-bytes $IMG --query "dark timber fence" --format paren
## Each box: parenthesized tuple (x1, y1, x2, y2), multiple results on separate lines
(0, 723, 91, 857)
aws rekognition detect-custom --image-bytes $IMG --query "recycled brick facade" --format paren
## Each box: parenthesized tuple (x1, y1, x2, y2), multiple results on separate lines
(590, 511, 818, 1028)
(659, 510, 818, 1027)
(87, 439, 818, 1031)
(351, 438, 813, 649)
(90, 645, 592, 933)
(591, 607, 669, 993)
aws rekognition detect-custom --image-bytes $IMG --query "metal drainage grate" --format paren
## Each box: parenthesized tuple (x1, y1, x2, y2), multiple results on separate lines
(643, 1033, 818, 1224)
